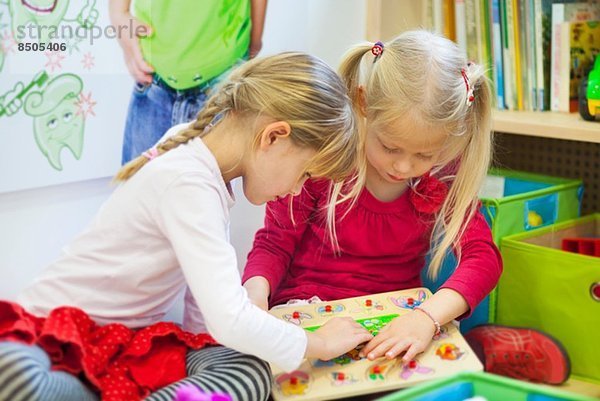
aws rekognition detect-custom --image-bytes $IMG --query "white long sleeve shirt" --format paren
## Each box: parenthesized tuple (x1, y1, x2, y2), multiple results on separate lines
(18, 126, 307, 372)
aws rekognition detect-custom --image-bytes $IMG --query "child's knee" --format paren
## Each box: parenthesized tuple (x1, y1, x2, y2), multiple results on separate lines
(185, 347, 272, 400)
(0, 342, 51, 400)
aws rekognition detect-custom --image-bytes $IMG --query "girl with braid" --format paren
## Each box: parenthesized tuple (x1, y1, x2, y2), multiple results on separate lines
(0, 53, 372, 401)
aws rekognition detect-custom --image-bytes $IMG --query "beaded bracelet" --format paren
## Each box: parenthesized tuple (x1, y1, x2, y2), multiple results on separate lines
(414, 307, 441, 336)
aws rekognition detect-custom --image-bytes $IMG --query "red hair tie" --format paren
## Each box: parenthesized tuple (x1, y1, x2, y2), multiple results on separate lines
(371, 41, 384, 58)
(461, 64, 475, 105)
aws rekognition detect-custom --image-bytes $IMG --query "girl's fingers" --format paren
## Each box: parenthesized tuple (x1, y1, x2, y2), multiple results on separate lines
(402, 342, 425, 363)
(383, 341, 412, 359)
(366, 338, 407, 360)
(355, 331, 375, 345)
(359, 332, 386, 357)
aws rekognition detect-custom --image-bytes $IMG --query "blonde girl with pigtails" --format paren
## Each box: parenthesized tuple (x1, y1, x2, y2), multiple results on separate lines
(243, 30, 502, 366)
(0, 52, 373, 401)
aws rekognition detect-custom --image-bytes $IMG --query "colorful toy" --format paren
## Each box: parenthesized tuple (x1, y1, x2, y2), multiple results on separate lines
(174, 385, 231, 401)
(527, 211, 544, 228)
(562, 237, 600, 257)
(579, 55, 600, 121)
(269, 288, 483, 401)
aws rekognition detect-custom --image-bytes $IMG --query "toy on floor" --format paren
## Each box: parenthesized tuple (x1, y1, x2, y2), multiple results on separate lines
(269, 288, 483, 401)
(174, 385, 231, 401)
(562, 237, 600, 257)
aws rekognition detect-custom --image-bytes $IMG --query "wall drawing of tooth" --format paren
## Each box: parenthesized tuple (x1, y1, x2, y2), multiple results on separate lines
(9, 0, 70, 43)
(24, 73, 85, 171)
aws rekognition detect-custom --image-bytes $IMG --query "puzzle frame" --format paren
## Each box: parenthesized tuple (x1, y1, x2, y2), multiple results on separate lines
(269, 288, 483, 401)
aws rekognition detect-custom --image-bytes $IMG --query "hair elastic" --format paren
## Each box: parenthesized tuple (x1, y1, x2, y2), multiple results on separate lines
(461, 64, 475, 105)
(203, 111, 226, 133)
(371, 41, 384, 59)
(142, 147, 159, 161)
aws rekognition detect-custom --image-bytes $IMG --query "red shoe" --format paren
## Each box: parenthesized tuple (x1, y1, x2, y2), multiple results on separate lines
(464, 324, 571, 384)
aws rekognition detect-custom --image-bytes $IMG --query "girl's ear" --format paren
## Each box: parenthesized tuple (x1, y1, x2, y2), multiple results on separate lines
(259, 121, 292, 150)
(357, 86, 368, 117)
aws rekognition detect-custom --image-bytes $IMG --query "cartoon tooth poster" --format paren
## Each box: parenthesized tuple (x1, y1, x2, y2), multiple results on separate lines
(24, 73, 85, 171)
(0, 0, 131, 193)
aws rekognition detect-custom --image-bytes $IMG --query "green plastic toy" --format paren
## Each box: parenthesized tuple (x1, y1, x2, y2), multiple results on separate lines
(579, 55, 600, 121)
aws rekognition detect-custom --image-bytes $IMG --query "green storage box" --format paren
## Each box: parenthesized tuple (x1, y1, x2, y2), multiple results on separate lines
(480, 169, 583, 242)
(427, 169, 583, 333)
(496, 214, 600, 384)
(377, 371, 596, 401)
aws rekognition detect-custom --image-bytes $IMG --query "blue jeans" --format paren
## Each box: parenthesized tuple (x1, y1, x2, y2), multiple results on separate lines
(121, 75, 213, 164)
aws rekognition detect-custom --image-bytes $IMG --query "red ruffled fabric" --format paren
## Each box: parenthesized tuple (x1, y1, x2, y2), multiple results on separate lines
(0, 301, 217, 401)
(409, 172, 449, 214)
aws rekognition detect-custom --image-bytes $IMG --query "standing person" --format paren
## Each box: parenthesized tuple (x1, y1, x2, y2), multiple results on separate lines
(0, 53, 372, 401)
(110, 0, 268, 164)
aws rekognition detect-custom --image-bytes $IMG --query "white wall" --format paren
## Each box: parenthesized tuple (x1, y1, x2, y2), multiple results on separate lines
(0, 177, 115, 297)
(0, 0, 367, 322)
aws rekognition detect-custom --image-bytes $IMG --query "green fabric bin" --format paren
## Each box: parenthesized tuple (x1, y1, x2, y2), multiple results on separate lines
(377, 371, 596, 401)
(480, 169, 583, 243)
(427, 169, 583, 333)
(496, 214, 600, 384)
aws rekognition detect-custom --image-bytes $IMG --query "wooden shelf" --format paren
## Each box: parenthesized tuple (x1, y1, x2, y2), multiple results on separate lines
(492, 110, 600, 143)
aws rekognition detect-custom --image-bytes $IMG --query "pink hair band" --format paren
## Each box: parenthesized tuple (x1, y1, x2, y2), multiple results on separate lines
(142, 148, 159, 161)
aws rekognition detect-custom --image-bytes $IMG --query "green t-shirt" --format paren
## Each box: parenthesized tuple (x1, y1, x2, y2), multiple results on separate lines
(134, 0, 250, 90)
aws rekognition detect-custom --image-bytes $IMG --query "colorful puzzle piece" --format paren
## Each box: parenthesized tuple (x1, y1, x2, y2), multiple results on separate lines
(389, 290, 427, 310)
(316, 303, 345, 316)
(275, 371, 310, 396)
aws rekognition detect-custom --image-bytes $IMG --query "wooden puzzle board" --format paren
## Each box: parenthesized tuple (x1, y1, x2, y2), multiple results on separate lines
(269, 288, 483, 401)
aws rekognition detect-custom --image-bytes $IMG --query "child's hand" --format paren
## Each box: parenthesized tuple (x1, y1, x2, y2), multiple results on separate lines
(243, 276, 270, 311)
(359, 310, 437, 363)
(306, 317, 373, 361)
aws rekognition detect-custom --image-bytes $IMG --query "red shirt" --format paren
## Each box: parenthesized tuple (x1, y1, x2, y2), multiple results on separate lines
(242, 179, 502, 316)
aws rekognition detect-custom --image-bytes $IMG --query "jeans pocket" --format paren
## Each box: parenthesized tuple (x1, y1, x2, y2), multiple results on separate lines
(133, 81, 151, 96)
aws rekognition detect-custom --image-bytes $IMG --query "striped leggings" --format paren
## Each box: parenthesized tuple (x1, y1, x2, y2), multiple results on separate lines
(0, 342, 272, 401)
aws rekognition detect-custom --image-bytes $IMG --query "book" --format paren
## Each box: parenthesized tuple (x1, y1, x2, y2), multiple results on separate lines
(443, 0, 456, 41)
(550, 1, 600, 111)
(503, 0, 518, 110)
(535, 0, 554, 110)
(465, 0, 480, 62)
(455, 0, 467, 53)
(433, 0, 444, 36)
(523, 0, 537, 110)
(565, 21, 600, 111)
(492, 0, 506, 108)
(481, 0, 494, 83)
(512, 0, 524, 110)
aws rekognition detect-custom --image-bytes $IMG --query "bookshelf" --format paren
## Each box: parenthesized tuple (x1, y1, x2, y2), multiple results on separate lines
(493, 110, 600, 143)
(365, 2, 600, 397)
